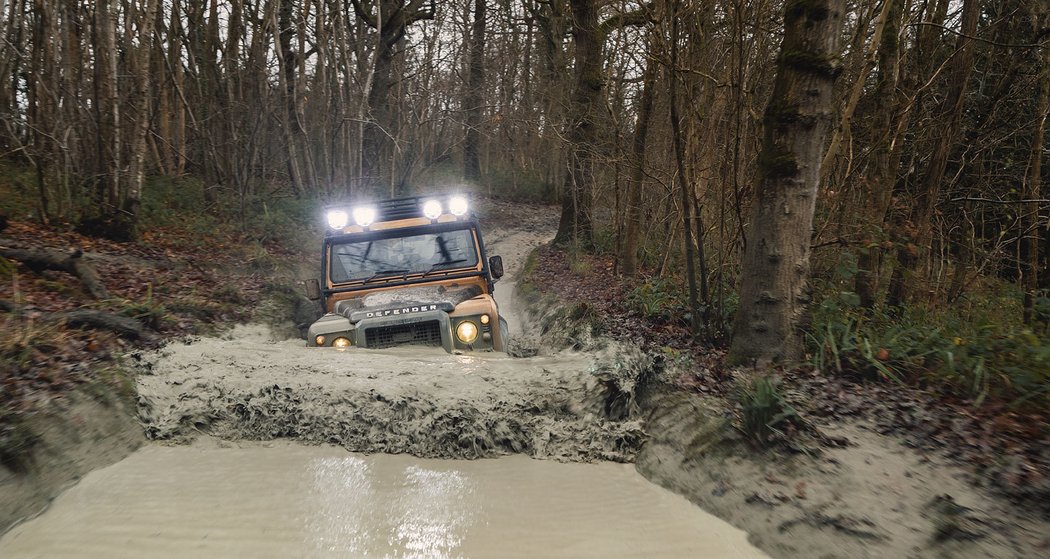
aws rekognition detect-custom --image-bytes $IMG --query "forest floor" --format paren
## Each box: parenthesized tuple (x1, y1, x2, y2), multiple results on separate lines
(525, 244, 1049, 507)
(521, 238, 1050, 557)
(0, 196, 1047, 558)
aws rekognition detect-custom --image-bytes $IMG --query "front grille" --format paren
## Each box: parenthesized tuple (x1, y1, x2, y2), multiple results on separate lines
(364, 320, 443, 349)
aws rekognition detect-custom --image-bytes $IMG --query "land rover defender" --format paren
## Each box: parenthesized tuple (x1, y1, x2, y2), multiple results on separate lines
(303, 195, 508, 352)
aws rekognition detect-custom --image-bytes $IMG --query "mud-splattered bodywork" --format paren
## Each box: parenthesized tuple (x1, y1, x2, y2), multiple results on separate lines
(307, 196, 506, 352)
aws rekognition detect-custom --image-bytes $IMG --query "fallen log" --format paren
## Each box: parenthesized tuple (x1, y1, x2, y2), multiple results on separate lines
(0, 247, 109, 299)
(0, 300, 153, 342)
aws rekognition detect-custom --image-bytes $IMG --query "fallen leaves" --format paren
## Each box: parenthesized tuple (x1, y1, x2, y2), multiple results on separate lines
(1, 217, 277, 416)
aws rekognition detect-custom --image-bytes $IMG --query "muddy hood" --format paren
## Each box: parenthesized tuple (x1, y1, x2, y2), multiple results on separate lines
(333, 284, 483, 322)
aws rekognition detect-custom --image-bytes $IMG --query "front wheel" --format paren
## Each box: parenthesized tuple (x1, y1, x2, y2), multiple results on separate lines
(497, 317, 510, 351)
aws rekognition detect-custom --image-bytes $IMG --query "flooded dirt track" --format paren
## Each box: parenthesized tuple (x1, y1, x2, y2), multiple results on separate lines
(1, 218, 771, 558)
(0, 439, 766, 558)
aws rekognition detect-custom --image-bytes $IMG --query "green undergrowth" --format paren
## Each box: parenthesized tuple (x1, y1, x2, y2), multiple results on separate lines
(810, 269, 1050, 412)
(735, 374, 798, 447)
(627, 276, 689, 325)
(139, 176, 320, 256)
(626, 275, 738, 341)
(516, 249, 542, 304)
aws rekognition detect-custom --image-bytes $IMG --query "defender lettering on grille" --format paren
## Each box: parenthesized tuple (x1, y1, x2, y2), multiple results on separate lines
(365, 304, 438, 319)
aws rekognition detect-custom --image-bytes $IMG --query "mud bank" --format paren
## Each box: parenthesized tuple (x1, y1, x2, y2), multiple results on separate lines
(0, 385, 141, 533)
(137, 326, 651, 462)
(633, 383, 1049, 558)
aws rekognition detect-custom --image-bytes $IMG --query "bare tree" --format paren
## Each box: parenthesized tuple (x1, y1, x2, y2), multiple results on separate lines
(463, 0, 487, 183)
(351, 0, 436, 193)
(730, 0, 846, 365)
(553, 0, 649, 247)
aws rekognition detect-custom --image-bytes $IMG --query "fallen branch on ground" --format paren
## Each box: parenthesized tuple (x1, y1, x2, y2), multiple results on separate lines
(0, 299, 154, 342)
(0, 247, 109, 299)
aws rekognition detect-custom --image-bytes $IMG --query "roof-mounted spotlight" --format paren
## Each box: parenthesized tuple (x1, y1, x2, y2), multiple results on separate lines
(326, 210, 349, 229)
(449, 196, 469, 217)
(352, 206, 377, 227)
(422, 199, 443, 220)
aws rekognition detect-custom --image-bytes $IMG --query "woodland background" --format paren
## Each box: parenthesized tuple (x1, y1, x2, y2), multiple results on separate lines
(0, 0, 1048, 411)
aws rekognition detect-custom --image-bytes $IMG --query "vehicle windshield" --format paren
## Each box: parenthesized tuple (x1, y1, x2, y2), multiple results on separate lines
(329, 227, 480, 283)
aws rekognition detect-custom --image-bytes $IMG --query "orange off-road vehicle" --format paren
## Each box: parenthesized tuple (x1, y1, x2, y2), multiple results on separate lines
(304, 195, 507, 352)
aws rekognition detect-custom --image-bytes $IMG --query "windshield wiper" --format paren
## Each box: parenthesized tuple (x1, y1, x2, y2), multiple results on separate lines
(422, 259, 468, 278)
(362, 268, 409, 284)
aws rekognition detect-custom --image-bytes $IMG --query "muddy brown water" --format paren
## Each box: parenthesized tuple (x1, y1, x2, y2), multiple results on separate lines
(0, 439, 765, 558)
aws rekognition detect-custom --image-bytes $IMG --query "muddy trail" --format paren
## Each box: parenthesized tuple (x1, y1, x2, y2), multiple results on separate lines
(9, 203, 1044, 559)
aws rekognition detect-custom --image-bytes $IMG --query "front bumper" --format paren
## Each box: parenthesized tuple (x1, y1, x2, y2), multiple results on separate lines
(306, 310, 497, 352)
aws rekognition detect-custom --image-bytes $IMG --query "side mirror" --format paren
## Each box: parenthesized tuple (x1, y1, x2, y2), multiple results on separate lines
(489, 255, 504, 280)
(304, 278, 322, 301)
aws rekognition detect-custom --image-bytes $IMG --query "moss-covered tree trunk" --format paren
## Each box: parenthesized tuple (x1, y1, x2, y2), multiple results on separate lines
(729, 0, 845, 365)
(553, 0, 601, 248)
(462, 0, 486, 184)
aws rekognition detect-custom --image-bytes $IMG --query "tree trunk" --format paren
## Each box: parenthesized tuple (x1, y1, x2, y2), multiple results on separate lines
(854, 0, 904, 308)
(1024, 17, 1049, 324)
(463, 0, 486, 183)
(554, 0, 601, 248)
(886, 0, 978, 308)
(94, 0, 120, 215)
(729, 0, 845, 366)
(620, 32, 657, 277)
(352, 0, 435, 194)
(122, 0, 160, 239)
(669, 8, 700, 339)
(277, 0, 306, 195)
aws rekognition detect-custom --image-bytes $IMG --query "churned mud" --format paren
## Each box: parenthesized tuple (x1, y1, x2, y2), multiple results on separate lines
(117, 211, 662, 549)
(137, 329, 649, 462)
(136, 212, 649, 461)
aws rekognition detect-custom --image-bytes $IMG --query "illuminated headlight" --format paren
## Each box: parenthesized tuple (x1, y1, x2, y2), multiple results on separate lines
(353, 206, 377, 227)
(332, 337, 351, 349)
(326, 210, 349, 229)
(480, 314, 490, 325)
(422, 199, 443, 219)
(449, 196, 469, 216)
(456, 321, 479, 344)
(314, 335, 326, 346)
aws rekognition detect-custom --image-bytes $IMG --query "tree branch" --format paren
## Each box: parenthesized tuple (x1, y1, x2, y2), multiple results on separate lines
(949, 197, 1050, 204)
(598, 4, 655, 39)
